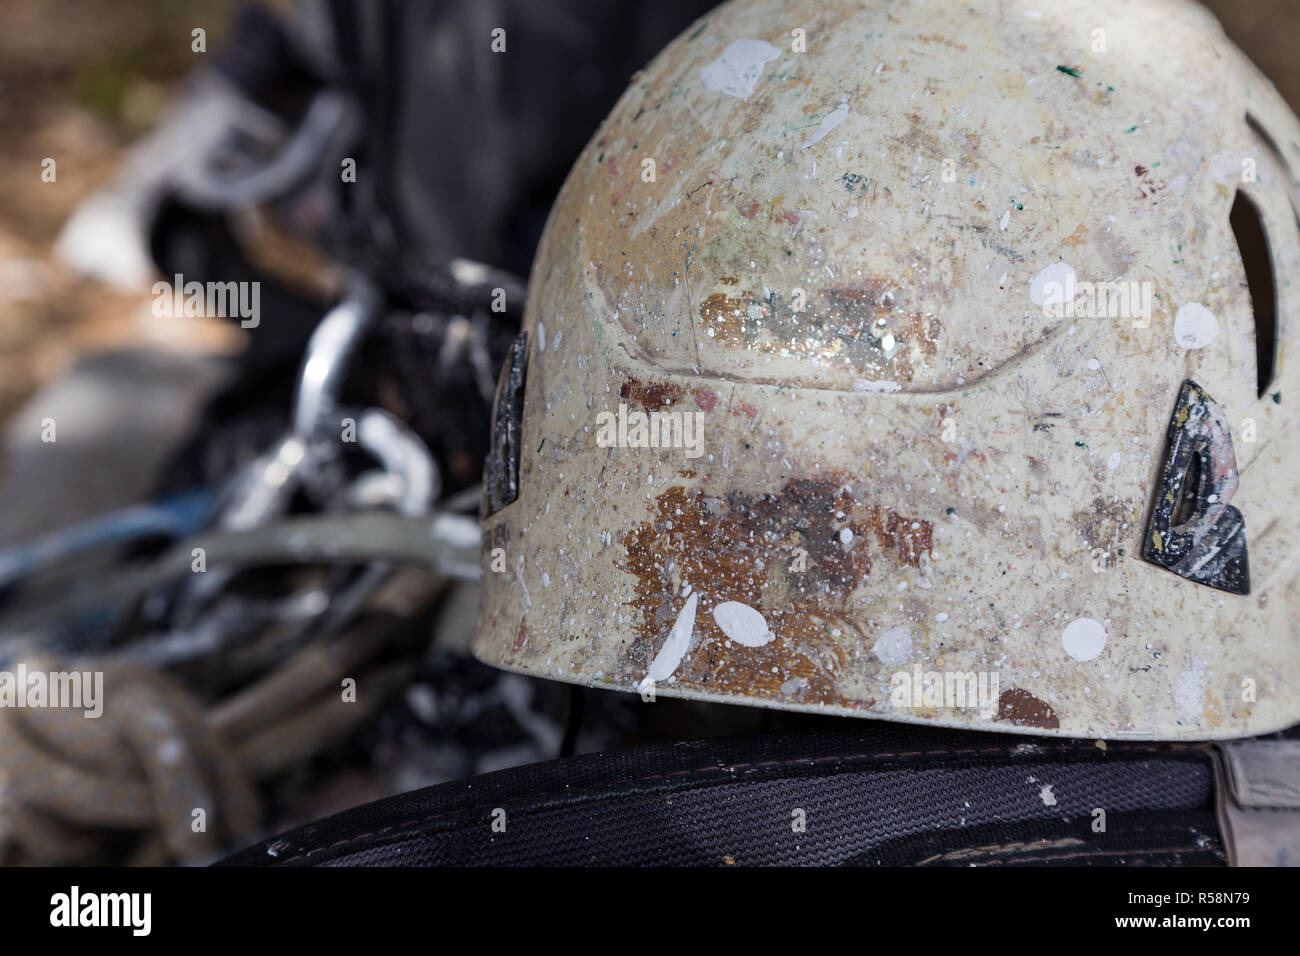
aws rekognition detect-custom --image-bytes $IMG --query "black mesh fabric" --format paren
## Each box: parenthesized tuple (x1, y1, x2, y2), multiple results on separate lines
(220, 725, 1225, 866)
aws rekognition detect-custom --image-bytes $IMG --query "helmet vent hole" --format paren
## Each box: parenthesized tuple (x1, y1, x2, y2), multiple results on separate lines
(1229, 190, 1277, 399)
(1245, 113, 1295, 180)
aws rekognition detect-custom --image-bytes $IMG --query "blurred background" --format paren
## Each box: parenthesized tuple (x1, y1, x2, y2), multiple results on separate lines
(0, 0, 1295, 865)
(0, 0, 731, 866)
(0, 0, 238, 426)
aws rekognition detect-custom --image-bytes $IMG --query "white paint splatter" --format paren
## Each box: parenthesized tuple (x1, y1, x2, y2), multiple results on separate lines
(780, 676, 808, 696)
(1106, 451, 1122, 470)
(1174, 303, 1219, 349)
(872, 626, 913, 668)
(999, 208, 1011, 231)
(1062, 617, 1107, 661)
(802, 101, 849, 149)
(713, 600, 775, 647)
(645, 592, 699, 682)
(537, 321, 546, 352)
(1029, 262, 1076, 307)
(1039, 784, 1057, 806)
(839, 527, 854, 545)
(700, 39, 781, 99)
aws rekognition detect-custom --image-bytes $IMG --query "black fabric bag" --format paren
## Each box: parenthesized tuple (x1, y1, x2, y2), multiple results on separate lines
(220, 724, 1225, 866)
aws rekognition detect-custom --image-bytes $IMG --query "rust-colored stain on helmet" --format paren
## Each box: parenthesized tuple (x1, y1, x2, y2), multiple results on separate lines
(695, 283, 944, 384)
(996, 688, 1061, 730)
(621, 477, 932, 703)
(619, 377, 684, 410)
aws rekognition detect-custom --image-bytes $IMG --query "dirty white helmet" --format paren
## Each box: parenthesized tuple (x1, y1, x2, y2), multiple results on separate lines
(473, 0, 1300, 740)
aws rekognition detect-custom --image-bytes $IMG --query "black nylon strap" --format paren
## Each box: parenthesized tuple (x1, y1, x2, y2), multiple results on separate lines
(220, 726, 1224, 867)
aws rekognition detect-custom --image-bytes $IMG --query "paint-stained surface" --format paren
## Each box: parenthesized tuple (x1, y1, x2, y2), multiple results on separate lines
(996, 688, 1061, 730)
(620, 479, 931, 702)
(475, 0, 1300, 740)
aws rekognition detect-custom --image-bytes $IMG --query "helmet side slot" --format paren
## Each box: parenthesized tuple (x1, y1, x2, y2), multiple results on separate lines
(1228, 190, 1277, 399)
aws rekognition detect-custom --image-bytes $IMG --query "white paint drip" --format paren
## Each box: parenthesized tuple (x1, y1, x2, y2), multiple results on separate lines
(1029, 262, 1077, 307)
(1062, 617, 1106, 661)
(872, 626, 913, 668)
(1039, 784, 1057, 806)
(713, 600, 775, 647)
(1173, 303, 1219, 349)
(700, 39, 781, 99)
(645, 592, 699, 682)
(802, 101, 849, 149)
